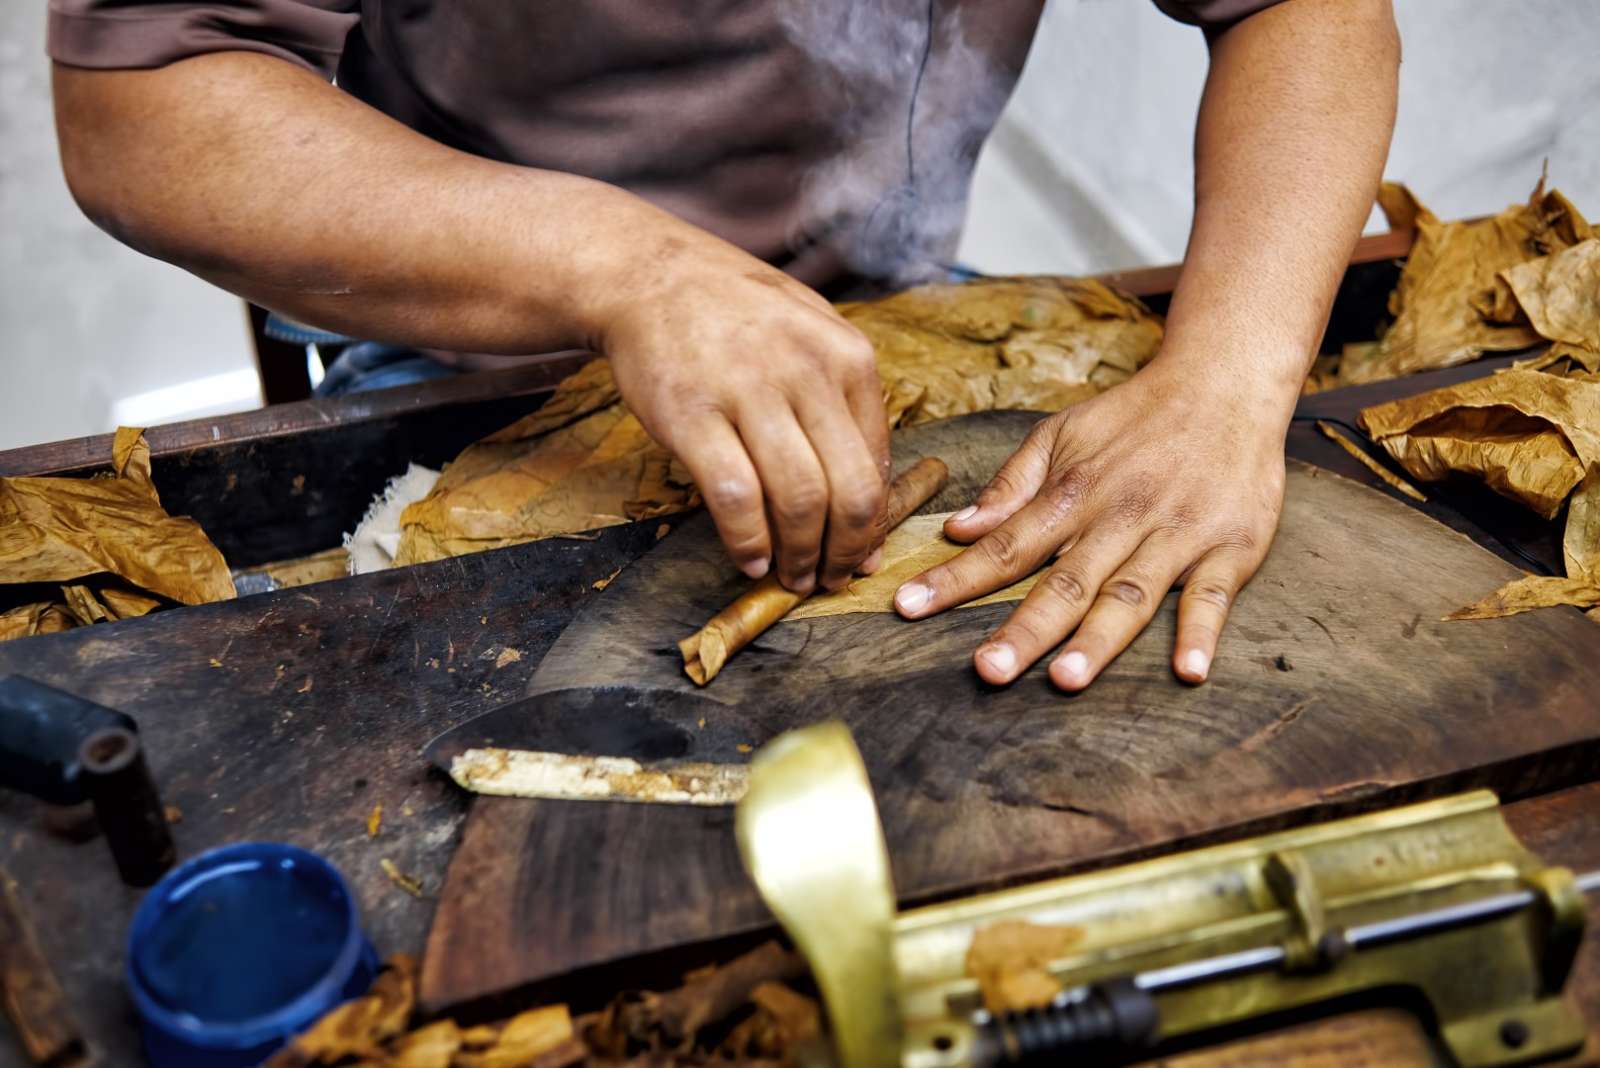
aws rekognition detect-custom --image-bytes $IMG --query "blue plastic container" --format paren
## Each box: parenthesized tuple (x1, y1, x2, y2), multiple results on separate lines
(126, 843, 379, 1068)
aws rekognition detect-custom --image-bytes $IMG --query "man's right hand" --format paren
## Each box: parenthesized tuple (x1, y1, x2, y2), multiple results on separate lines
(591, 226, 890, 594)
(53, 53, 888, 593)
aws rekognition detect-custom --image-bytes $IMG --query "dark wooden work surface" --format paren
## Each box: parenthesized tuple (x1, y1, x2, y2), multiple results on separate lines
(2, 231, 1597, 1066)
(421, 410, 1600, 1015)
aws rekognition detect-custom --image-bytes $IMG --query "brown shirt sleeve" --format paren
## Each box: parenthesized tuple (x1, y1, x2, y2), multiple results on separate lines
(47, 0, 359, 79)
(1151, 0, 1287, 28)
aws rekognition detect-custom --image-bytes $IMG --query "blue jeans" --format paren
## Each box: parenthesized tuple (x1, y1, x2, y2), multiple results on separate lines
(314, 342, 458, 396)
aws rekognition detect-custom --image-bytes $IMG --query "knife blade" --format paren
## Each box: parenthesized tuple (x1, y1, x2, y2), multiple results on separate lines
(423, 685, 756, 805)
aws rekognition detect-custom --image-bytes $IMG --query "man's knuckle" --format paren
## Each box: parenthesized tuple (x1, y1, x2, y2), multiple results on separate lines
(1184, 579, 1234, 611)
(773, 483, 827, 525)
(1101, 576, 1149, 610)
(1210, 523, 1259, 555)
(705, 477, 759, 515)
(1047, 464, 1097, 506)
(978, 526, 1026, 571)
(840, 332, 878, 372)
(1040, 566, 1090, 607)
(836, 485, 882, 528)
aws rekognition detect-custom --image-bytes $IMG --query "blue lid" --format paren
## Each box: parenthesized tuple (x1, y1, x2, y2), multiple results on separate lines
(126, 843, 377, 1066)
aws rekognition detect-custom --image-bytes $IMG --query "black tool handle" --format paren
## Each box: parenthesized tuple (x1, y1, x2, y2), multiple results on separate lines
(0, 675, 135, 805)
(80, 727, 176, 886)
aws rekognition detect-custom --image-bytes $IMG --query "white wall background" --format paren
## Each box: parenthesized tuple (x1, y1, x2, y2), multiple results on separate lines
(0, 2, 256, 453)
(959, 0, 1600, 273)
(2, 0, 1598, 451)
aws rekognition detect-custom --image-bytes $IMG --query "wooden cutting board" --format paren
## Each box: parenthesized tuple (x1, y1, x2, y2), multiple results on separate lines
(420, 411, 1600, 1014)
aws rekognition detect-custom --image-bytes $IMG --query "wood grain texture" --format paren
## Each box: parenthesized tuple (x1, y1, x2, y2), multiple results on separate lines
(0, 521, 663, 1067)
(422, 410, 1600, 1014)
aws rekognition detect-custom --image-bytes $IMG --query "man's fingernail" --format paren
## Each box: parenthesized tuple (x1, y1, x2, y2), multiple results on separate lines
(895, 582, 932, 615)
(786, 573, 816, 595)
(859, 547, 884, 575)
(978, 643, 1016, 679)
(952, 505, 978, 523)
(1182, 648, 1210, 680)
(742, 557, 770, 580)
(1057, 650, 1090, 684)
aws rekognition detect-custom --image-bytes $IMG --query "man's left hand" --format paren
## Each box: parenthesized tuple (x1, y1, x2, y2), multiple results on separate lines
(892, 361, 1289, 690)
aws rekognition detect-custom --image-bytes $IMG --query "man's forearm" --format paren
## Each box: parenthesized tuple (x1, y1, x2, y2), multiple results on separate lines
(53, 53, 675, 355)
(1153, 0, 1400, 406)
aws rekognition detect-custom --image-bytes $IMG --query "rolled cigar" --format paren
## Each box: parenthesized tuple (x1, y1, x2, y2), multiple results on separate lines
(679, 456, 949, 685)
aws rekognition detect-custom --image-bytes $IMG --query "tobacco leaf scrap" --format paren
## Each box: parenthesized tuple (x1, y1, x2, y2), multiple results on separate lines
(451, 1006, 578, 1068)
(0, 428, 235, 641)
(388, 1021, 461, 1068)
(1361, 371, 1600, 619)
(265, 955, 416, 1067)
(380, 858, 424, 898)
(1445, 575, 1600, 621)
(1313, 421, 1426, 502)
(395, 277, 1161, 564)
(1358, 370, 1600, 519)
(283, 944, 818, 1068)
(1339, 178, 1592, 386)
(588, 941, 805, 1055)
(965, 919, 1086, 1015)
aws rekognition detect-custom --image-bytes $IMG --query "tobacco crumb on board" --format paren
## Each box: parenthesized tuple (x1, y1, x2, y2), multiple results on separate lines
(381, 858, 424, 898)
(367, 804, 382, 838)
(480, 615, 488, 625)
(697, 717, 707, 729)
(655, 523, 672, 540)
(736, 744, 753, 754)
(966, 919, 1086, 1013)
(297, 677, 314, 694)
(164, 805, 183, 824)
(1275, 655, 1293, 671)
(493, 647, 523, 669)
(592, 566, 623, 591)
(208, 657, 223, 668)
(427, 658, 441, 669)
(402, 804, 414, 817)
(291, 474, 306, 496)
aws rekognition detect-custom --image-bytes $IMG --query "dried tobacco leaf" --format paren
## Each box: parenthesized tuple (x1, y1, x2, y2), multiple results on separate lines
(1358, 371, 1600, 519)
(1444, 575, 1600, 621)
(451, 1006, 577, 1068)
(388, 1021, 460, 1068)
(265, 956, 415, 1067)
(395, 277, 1162, 564)
(1313, 421, 1426, 502)
(0, 602, 76, 641)
(0, 428, 234, 605)
(1565, 467, 1600, 582)
(719, 982, 821, 1061)
(964, 919, 1085, 1014)
(1499, 236, 1600, 359)
(592, 941, 805, 1054)
(1341, 179, 1591, 385)
(1361, 369, 1600, 620)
